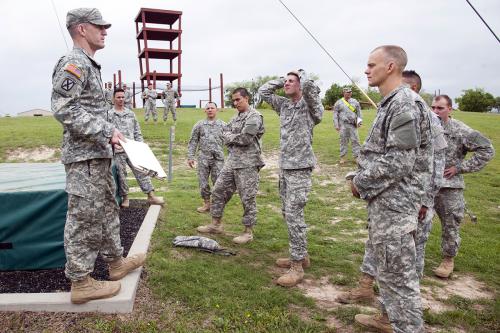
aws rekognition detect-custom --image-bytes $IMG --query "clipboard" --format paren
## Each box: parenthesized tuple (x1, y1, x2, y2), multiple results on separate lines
(118, 139, 167, 179)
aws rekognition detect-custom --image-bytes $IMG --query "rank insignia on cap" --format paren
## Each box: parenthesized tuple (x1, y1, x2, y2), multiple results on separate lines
(64, 63, 82, 78)
(61, 77, 76, 91)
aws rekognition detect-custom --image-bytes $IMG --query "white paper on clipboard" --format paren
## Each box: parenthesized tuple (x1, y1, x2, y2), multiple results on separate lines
(118, 139, 167, 179)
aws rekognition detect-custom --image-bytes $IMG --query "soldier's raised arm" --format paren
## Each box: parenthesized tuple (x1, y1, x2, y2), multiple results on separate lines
(301, 79, 324, 125)
(258, 78, 287, 114)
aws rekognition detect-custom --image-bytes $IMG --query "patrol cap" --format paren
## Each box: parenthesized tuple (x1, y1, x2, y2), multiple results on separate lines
(66, 8, 111, 29)
(343, 87, 352, 93)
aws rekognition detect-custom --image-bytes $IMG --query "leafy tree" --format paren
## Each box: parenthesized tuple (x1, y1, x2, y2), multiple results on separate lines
(419, 90, 434, 106)
(493, 96, 500, 110)
(455, 88, 495, 112)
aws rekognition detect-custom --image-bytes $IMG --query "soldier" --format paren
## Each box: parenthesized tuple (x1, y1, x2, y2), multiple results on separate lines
(123, 83, 132, 110)
(161, 82, 179, 123)
(108, 88, 164, 208)
(187, 102, 226, 213)
(196, 88, 265, 245)
(104, 82, 113, 108)
(348, 45, 432, 332)
(333, 86, 362, 164)
(402, 70, 448, 280)
(431, 94, 494, 278)
(259, 70, 324, 287)
(52, 8, 146, 304)
(142, 83, 157, 122)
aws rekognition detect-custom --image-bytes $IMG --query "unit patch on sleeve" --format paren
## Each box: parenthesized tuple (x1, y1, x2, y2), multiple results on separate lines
(61, 77, 76, 91)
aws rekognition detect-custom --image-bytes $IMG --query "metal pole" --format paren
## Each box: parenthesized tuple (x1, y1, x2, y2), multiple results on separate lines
(118, 70, 122, 88)
(113, 74, 116, 89)
(220, 73, 224, 109)
(168, 126, 174, 182)
(209, 78, 212, 103)
(132, 82, 136, 108)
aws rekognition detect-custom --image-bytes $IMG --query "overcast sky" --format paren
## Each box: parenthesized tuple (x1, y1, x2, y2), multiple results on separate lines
(0, 0, 499, 115)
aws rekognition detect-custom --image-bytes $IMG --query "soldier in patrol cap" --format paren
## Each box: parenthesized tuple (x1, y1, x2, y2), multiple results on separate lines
(52, 8, 146, 304)
(333, 86, 362, 164)
(104, 82, 114, 108)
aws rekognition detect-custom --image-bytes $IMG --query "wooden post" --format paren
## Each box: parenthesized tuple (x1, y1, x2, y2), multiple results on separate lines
(220, 73, 224, 109)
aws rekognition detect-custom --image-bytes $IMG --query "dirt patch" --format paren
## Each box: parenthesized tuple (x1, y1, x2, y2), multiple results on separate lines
(266, 203, 282, 214)
(297, 276, 377, 313)
(262, 151, 280, 170)
(424, 275, 494, 301)
(329, 217, 343, 225)
(6, 146, 59, 162)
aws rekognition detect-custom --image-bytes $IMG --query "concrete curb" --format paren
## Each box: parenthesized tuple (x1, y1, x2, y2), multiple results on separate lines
(0, 204, 162, 314)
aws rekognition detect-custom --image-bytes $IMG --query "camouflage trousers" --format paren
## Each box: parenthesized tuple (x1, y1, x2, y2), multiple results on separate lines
(434, 188, 464, 257)
(163, 102, 177, 121)
(339, 122, 360, 158)
(114, 152, 154, 196)
(144, 100, 157, 122)
(211, 165, 260, 227)
(197, 157, 224, 200)
(279, 168, 312, 261)
(364, 200, 423, 333)
(415, 207, 435, 279)
(64, 159, 123, 281)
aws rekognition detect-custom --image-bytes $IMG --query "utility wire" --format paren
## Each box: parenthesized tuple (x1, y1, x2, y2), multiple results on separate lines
(50, 0, 69, 51)
(465, 0, 500, 44)
(277, 0, 377, 108)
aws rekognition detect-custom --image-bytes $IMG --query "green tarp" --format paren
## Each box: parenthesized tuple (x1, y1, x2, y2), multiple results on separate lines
(0, 163, 120, 271)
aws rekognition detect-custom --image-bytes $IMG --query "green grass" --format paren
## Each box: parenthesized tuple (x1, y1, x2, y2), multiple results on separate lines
(1, 108, 498, 332)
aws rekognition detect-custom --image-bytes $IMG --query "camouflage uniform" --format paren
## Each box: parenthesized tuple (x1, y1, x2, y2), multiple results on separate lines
(259, 78, 324, 261)
(52, 47, 123, 281)
(161, 87, 179, 121)
(415, 111, 447, 278)
(104, 87, 114, 108)
(333, 97, 362, 158)
(107, 107, 154, 196)
(353, 85, 432, 332)
(434, 118, 494, 258)
(142, 88, 157, 122)
(124, 88, 132, 110)
(188, 118, 226, 200)
(210, 108, 265, 227)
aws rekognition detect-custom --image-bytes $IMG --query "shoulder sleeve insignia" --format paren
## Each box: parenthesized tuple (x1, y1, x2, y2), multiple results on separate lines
(64, 63, 82, 79)
(61, 77, 76, 91)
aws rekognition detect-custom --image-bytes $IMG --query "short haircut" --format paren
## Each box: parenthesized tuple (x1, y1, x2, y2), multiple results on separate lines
(435, 94, 452, 107)
(402, 70, 422, 93)
(232, 87, 250, 98)
(148, 83, 153, 86)
(286, 72, 300, 81)
(205, 101, 218, 108)
(372, 45, 408, 72)
(68, 25, 79, 38)
(113, 88, 124, 96)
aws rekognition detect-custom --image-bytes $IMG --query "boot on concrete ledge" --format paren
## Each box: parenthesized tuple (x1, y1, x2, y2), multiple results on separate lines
(71, 275, 121, 304)
(108, 253, 147, 281)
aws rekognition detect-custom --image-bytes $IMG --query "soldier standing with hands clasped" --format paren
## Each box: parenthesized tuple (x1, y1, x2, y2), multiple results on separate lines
(333, 86, 362, 164)
(187, 102, 226, 213)
(142, 83, 157, 123)
(52, 8, 146, 304)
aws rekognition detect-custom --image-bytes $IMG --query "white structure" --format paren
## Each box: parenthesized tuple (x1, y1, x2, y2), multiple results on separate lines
(17, 109, 53, 117)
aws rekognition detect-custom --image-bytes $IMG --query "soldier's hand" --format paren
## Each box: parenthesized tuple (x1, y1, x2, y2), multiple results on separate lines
(188, 159, 195, 168)
(444, 166, 458, 179)
(335, 127, 340, 132)
(350, 181, 360, 198)
(418, 206, 428, 221)
(110, 129, 125, 145)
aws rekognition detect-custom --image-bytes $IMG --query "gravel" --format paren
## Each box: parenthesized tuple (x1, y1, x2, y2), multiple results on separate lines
(0, 205, 147, 293)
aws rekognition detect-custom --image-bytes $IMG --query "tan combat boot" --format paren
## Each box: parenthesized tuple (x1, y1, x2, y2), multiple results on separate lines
(70, 275, 121, 304)
(336, 273, 375, 303)
(196, 199, 211, 213)
(434, 256, 454, 278)
(276, 260, 304, 287)
(275, 255, 311, 269)
(232, 226, 253, 244)
(121, 195, 129, 208)
(339, 157, 346, 165)
(108, 253, 147, 281)
(355, 312, 393, 333)
(197, 217, 224, 234)
(147, 191, 165, 205)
